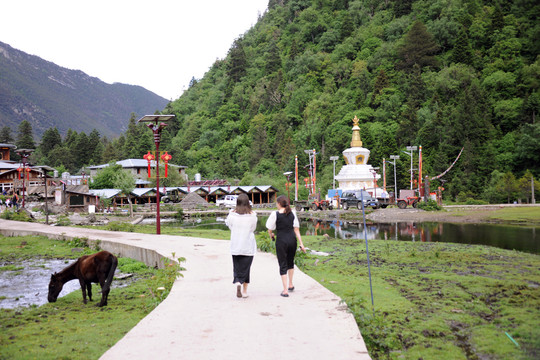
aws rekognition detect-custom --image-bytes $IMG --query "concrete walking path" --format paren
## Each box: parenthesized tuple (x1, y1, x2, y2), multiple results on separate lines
(0, 219, 371, 359)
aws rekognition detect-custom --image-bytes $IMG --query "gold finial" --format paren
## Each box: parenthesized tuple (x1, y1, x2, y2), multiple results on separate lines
(351, 116, 362, 147)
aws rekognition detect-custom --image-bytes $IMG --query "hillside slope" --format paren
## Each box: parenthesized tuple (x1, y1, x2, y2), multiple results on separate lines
(160, 0, 539, 201)
(0, 41, 168, 138)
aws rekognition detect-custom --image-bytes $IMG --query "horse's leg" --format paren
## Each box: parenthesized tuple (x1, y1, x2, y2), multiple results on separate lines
(87, 283, 93, 302)
(79, 280, 88, 304)
(98, 279, 108, 307)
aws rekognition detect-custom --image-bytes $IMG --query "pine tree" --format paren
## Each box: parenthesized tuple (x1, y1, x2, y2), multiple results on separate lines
(265, 40, 282, 75)
(0, 126, 14, 143)
(451, 28, 473, 65)
(88, 129, 103, 165)
(39, 127, 62, 156)
(398, 21, 439, 72)
(393, 0, 413, 17)
(289, 38, 299, 61)
(16, 120, 36, 149)
(227, 39, 247, 83)
(73, 132, 91, 170)
(370, 69, 390, 107)
(339, 12, 354, 40)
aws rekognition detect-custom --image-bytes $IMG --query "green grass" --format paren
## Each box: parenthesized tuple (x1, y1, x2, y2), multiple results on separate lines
(78, 223, 232, 240)
(487, 207, 540, 225)
(298, 235, 540, 360)
(0, 235, 184, 360)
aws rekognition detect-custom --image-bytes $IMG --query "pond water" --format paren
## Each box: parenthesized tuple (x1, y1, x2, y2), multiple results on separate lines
(173, 216, 539, 254)
(0, 258, 128, 309)
(0, 259, 81, 309)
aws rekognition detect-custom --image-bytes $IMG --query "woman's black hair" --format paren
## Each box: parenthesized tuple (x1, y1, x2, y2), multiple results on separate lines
(276, 195, 292, 214)
(235, 193, 252, 214)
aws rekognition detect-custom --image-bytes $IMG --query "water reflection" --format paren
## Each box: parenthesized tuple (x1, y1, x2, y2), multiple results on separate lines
(165, 216, 539, 254)
(303, 219, 539, 254)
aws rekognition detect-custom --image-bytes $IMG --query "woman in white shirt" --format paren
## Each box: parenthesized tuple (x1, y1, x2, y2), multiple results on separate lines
(225, 194, 258, 298)
(265, 195, 305, 297)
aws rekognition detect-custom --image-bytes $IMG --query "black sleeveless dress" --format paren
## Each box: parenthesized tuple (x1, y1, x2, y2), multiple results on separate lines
(275, 211, 297, 275)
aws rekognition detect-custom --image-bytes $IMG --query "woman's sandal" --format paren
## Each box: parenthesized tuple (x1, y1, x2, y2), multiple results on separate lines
(280, 292, 289, 297)
(288, 287, 295, 291)
(236, 284, 242, 298)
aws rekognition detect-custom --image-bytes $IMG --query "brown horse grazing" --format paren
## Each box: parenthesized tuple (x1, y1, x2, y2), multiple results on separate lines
(48, 251, 118, 307)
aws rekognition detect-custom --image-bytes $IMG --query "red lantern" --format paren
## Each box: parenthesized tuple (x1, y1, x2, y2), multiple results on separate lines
(26, 167, 31, 180)
(143, 151, 155, 177)
(160, 151, 172, 178)
(17, 168, 23, 180)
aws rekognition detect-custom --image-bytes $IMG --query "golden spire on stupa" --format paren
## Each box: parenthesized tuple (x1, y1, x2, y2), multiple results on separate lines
(351, 116, 363, 147)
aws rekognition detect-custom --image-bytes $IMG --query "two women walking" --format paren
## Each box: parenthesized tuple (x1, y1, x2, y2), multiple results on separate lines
(225, 194, 305, 298)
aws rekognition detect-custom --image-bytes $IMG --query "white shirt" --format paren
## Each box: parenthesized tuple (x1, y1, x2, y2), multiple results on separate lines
(225, 211, 258, 256)
(265, 209, 300, 230)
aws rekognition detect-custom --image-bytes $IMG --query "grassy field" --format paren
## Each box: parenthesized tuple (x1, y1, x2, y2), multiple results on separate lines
(294, 235, 540, 359)
(486, 207, 540, 224)
(0, 235, 183, 360)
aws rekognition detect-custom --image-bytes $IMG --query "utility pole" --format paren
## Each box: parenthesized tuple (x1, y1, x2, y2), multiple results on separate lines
(402, 146, 417, 190)
(533, 175, 536, 204)
(330, 156, 339, 189)
(389, 155, 400, 199)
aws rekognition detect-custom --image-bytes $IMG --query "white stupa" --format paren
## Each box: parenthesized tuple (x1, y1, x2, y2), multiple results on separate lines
(335, 116, 382, 196)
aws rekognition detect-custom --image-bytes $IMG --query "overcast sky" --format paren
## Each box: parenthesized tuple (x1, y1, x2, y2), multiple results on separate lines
(1, 0, 268, 100)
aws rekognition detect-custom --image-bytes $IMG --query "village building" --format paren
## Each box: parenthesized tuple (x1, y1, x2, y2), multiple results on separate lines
(2, 148, 277, 210)
(86, 159, 188, 185)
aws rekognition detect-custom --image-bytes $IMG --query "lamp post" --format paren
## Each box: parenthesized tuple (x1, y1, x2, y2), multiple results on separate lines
(283, 171, 293, 200)
(15, 149, 34, 208)
(389, 155, 400, 200)
(402, 146, 417, 190)
(370, 167, 379, 197)
(304, 149, 316, 195)
(329, 156, 339, 189)
(138, 115, 175, 235)
(37, 166, 52, 224)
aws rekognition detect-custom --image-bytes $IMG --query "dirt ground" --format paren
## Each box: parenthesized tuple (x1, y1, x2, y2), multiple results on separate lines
(364, 207, 496, 223)
(364, 205, 534, 224)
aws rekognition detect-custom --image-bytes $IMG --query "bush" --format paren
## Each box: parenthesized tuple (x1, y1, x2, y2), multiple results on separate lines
(106, 221, 135, 232)
(55, 215, 71, 226)
(256, 232, 275, 253)
(417, 199, 442, 211)
(0, 210, 33, 222)
(174, 208, 184, 222)
(465, 198, 488, 205)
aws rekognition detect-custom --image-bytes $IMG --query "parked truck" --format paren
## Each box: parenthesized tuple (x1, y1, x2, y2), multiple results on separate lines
(162, 189, 184, 203)
(340, 190, 380, 210)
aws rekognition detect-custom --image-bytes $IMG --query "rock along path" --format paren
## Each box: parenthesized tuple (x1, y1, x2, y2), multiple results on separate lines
(0, 219, 370, 360)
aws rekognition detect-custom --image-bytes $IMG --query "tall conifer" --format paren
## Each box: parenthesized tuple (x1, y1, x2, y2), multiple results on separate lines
(16, 120, 36, 149)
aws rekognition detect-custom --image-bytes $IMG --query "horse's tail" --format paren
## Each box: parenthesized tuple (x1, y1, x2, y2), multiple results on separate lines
(102, 254, 118, 294)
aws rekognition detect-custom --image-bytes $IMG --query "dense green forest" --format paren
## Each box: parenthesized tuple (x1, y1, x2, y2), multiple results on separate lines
(3, 0, 539, 203)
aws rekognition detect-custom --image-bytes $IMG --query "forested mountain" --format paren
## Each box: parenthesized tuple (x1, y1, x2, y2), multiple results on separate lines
(23, 0, 540, 203)
(0, 41, 168, 138)
(160, 0, 538, 202)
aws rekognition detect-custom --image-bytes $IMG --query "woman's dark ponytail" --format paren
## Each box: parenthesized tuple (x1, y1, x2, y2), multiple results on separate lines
(276, 195, 292, 214)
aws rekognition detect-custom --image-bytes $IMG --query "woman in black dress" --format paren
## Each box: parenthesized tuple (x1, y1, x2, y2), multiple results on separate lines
(266, 195, 305, 297)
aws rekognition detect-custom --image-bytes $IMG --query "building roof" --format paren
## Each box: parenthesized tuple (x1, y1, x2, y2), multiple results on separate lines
(87, 159, 186, 170)
(131, 188, 156, 197)
(0, 162, 19, 170)
(89, 189, 122, 199)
